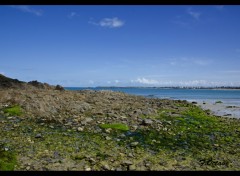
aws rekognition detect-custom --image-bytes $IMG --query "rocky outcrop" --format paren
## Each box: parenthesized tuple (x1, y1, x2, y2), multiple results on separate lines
(0, 74, 64, 91)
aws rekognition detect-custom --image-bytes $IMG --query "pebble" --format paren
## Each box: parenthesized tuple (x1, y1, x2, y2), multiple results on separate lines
(130, 142, 139, 147)
(26, 166, 31, 170)
(102, 164, 110, 170)
(122, 160, 133, 165)
(129, 165, 136, 171)
(142, 119, 153, 126)
(105, 136, 111, 140)
(105, 128, 111, 133)
(35, 133, 42, 138)
(77, 127, 84, 132)
(85, 167, 91, 171)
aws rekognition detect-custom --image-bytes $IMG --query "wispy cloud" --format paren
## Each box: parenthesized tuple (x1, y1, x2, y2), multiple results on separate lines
(131, 78, 159, 85)
(11, 5, 43, 16)
(68, 12, 78, 19)
(187, 8, 201, 20)
(89, 17, 125, 28)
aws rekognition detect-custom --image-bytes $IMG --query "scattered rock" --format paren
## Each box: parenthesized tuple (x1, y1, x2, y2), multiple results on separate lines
(141, 119, 153, 126)
(77, 127, 84, 132)
(102, 164, 110, 170)
(105, 136, 111, 140)
(35, 133, 42, 138)
(129, 165, 136, 171)
(122, 160, 133, 166)
(55, 85, 65, 91)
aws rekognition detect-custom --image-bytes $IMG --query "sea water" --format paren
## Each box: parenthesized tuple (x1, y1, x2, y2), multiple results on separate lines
(65, 87, 240, 106)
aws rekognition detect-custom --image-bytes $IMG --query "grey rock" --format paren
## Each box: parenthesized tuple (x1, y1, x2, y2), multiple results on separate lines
(81, 117, 93, 125)
(115, 167, 123, 171)
(130, 142, 139, 147)
(129, 165, 136, 171)
(105, 136, 111, 140)
(35, 133, 42, 138)
(142, 119, 153, 125)
(77, 127, 84, 132)
(122, 160, 133, 165)
(102, 164, 110, 170)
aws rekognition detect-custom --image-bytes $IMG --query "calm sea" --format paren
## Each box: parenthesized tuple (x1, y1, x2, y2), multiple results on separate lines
(65, 87, 240, 106)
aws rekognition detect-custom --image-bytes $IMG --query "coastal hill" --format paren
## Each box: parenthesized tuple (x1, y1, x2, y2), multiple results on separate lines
(0, 74, 64, 91)
(0, 75, 240, 171)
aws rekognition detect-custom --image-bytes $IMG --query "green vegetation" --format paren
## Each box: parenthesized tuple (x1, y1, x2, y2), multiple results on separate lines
(0, 101, 240, 170)
(215, 100, 223, 104)
(3, 105, 23, 116)
(0, 145, 17, 171)
(99, 123, 129, 131)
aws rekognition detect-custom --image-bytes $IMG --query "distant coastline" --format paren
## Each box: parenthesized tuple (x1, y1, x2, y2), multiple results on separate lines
(65, 86, 240, 90)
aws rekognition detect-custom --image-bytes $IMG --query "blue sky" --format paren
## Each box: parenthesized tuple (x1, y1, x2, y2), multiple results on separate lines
(1, 5, 240, 87)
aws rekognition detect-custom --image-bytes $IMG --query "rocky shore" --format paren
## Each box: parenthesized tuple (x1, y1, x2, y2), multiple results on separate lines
(0, 75, 240, 171)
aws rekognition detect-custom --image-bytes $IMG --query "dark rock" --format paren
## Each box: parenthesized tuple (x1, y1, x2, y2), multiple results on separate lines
(35, 133, 42, 138)
(55, 85, 65, 91)
(192, 102, 198, 104)
(141, 119, 153, 126)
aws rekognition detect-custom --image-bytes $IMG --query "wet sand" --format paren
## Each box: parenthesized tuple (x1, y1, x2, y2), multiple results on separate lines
(193, 101, 240, 119)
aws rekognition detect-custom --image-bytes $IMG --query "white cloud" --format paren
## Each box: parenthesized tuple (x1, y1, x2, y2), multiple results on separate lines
(115, 80, 120, 83)
(68, 12, 78, 18)
(89, 17, 125, 28)
(187, 8, 201, 20)
(132, 78, 159, 85)
(11, 5, 43, 16)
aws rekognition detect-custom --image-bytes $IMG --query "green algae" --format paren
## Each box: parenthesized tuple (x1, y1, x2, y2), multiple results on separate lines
(3, 105, 23, 116)
(99, 123, 129, 131)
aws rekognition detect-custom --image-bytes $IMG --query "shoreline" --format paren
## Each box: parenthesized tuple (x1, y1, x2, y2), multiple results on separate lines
(191, 100, 240, 119)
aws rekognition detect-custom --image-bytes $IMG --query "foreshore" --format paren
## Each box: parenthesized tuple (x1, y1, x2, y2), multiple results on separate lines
(193, 101, 240, 119)
(1, 87, 240, 171)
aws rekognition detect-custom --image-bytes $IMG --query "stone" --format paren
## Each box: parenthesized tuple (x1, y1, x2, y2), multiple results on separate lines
(105, 128, 112, 133)
(122, 160, 133, 166)
(129, 165, 136, 171)
(77, 127, 84, 132)
(130, 142, 139, 147)
(35, 133, 42, 138)
(142, 119, 153, 126)
(85, 167, 91, 171)
(102, 164, 110, 170)
(55, 85, 64, 91)
(105, 136, 111, 140)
